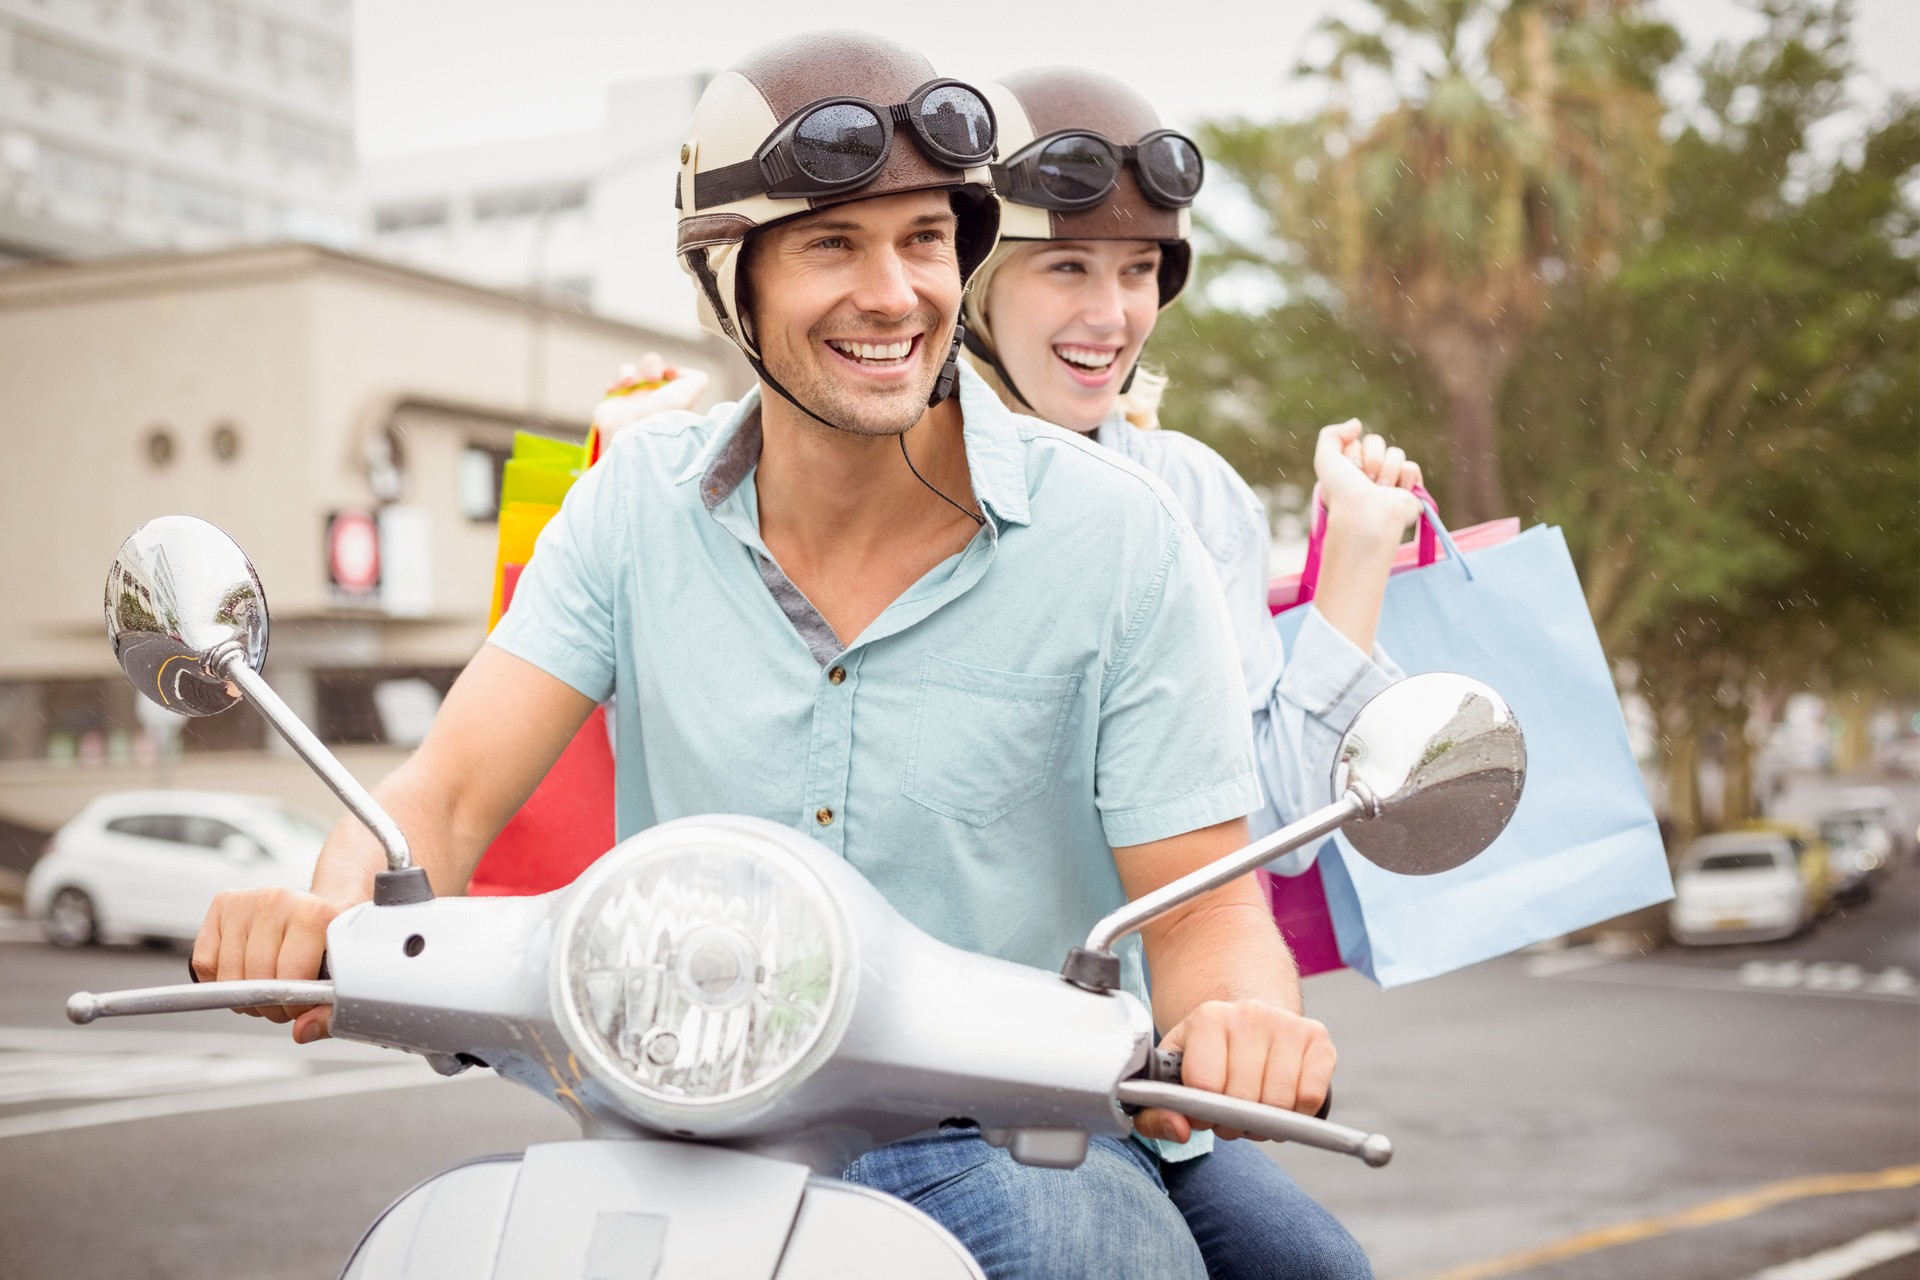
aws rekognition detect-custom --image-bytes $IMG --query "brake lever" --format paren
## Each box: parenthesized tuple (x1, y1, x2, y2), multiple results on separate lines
(1116, 1080, 1391, 1167)
(69, 980, 336, 1024)
(1143, 1048, 1334, 1121)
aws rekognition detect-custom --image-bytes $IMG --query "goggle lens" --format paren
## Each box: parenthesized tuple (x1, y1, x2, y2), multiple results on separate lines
(1037, 135, 1118, 206)
(1138, 134, 1203, 203)
(916, 85, 994, 163)
(791, 103, 887, 183)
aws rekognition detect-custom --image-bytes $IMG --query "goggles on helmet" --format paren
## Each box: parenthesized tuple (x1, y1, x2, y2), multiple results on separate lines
(991, 128, 1204, 212)
(694, 79, 997, 211)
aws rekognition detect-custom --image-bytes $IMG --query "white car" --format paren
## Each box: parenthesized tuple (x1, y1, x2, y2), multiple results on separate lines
(1668, 833, 1811, 946)
(24, 791, 328, 948)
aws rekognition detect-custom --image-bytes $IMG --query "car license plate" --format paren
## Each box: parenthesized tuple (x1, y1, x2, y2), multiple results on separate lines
(1715, 915, 1751, 930)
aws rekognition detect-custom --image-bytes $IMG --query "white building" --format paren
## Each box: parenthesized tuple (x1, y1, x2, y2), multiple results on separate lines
(359, 73, 705, 338)
(0, 0, 355, 263)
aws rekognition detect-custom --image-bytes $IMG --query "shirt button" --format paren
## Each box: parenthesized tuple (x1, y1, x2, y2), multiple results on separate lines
(828, 666, 846, 685)
(815, 807, 835, 827)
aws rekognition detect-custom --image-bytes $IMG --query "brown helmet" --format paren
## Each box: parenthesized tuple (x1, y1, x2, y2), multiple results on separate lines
(960, 68, 1201, 412)
(977, 67, 1200, 310)
(675, 30, 1001, 379)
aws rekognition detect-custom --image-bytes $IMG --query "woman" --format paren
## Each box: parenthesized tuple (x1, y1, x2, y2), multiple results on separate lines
(959, 66, 1427, 1280)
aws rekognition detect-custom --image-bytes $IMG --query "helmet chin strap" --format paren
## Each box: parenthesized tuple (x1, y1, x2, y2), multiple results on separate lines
(961, 327, 1035, 417)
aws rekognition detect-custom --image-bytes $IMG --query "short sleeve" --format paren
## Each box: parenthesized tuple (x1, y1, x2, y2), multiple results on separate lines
(1096, 521, 1261, 848)
(487, 457, 622, 703)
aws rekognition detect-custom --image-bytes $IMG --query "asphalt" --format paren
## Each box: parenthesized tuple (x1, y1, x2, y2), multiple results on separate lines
(0, 781, 1914, 1280)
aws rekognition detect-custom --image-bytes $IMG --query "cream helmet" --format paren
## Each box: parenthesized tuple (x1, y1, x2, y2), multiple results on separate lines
(675, 31, 1002, 414)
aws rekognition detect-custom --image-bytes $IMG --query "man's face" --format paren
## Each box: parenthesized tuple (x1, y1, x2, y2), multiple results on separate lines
(742, 190, 963, 436)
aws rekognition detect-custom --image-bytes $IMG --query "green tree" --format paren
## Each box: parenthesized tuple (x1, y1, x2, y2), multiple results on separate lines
(1158, 0, 1918, 841)
(1185, 0, 1679, 521)
(1502, 0, 1919, 834)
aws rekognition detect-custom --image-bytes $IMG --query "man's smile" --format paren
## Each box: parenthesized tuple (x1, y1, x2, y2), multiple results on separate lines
(824, 334, 924, 374)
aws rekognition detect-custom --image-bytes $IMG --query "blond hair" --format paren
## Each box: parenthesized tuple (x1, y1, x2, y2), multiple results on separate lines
(963, 243, 1169, 432)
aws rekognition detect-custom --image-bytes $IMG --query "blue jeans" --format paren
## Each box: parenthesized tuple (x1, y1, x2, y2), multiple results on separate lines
(1162, 1137, 1373, 1280)
(844, 1128, 1371, 1280)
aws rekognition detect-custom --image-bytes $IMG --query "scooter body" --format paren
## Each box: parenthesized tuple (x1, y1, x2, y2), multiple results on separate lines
(342, 1142, 982, 1280)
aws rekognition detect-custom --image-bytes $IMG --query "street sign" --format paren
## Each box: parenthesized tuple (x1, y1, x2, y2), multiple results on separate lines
(327, 510, 380, 602)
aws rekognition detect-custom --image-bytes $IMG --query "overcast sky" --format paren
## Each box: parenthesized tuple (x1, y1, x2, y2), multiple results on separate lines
(354, 0, 1919, 159)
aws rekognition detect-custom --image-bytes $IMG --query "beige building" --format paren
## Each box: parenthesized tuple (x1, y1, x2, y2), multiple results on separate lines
(0, 241, 743, 844)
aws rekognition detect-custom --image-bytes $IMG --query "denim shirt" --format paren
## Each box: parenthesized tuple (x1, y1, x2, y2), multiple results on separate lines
(1093, 415, 1403, 870)
(491, 363, 1259, 1157)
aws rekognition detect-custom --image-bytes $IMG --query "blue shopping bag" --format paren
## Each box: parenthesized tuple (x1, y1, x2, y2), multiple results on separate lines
(1274, 508, 1672, 987)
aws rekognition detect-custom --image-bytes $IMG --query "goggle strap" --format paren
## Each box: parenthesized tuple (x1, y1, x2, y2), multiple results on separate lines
(694, 156, 775, 210)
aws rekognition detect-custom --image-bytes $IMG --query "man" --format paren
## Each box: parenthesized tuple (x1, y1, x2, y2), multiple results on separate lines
(195, 31, 1351, 1279)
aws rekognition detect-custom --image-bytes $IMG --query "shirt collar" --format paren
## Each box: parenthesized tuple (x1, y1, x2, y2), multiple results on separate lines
(681, 365, 1034, 528)
(954, 360, 1031, 528)
(678, 385, 764, 510)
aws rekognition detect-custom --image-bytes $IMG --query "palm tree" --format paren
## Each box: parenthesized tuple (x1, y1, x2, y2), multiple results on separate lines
(1203, 0, 1676, 522)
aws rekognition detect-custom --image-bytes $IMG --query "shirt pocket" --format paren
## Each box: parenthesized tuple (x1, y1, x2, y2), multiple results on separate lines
(901, 656, 1083, 828)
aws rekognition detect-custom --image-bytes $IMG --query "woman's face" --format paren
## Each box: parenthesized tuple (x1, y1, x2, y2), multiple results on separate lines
(984, 240, 1163, 433)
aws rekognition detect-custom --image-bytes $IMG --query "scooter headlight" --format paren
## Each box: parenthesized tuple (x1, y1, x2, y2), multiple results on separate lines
(552, 816, 854, 1128)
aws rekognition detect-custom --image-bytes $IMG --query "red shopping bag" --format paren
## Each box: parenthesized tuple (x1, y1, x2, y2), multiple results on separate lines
(1261, 486, 1518, 976)
(468, 705, 616, 896)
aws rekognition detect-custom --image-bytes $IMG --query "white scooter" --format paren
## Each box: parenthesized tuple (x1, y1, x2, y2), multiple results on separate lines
(75, 516, 1528, 1279)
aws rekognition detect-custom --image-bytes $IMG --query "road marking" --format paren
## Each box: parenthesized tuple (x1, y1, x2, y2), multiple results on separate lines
(0, 1050, 304, 1105)
(1418, 1165, 1920, 1280)
(1521, 947, 1615, 978)
(1747, 1223, 1920, 1280)
(0, 1023, 391, 1062)
(1541, 959, 1920, 1004)
(0, 1059, 489, 1141)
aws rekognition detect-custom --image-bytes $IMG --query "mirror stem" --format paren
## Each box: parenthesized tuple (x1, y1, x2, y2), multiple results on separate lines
(1064, 791, 1369, 991)
(217, 649, 421, 883)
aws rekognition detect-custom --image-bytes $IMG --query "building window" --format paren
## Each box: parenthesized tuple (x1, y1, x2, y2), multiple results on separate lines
(301, 38, 350, 93)
(208, 2, 242, 61)
(314, 668, 459, 747)
(264, 112, 351, 173)
(38, 141, 129, 203)
(256, 16, 284, 68)
(13, 31, 124, 102)
(148, 75, 243, 146)
(473, 181, 589, 222)
(149, 171, 245, 231)
(144, 425, 175, 465)
(0, 678, 264, 763)
(142, 0, 189, 43)
(458, 443, 509, 521)
(373, 199, 450, 234)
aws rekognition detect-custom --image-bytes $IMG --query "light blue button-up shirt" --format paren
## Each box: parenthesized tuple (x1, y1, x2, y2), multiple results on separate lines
(491, 365, 1260, 1113)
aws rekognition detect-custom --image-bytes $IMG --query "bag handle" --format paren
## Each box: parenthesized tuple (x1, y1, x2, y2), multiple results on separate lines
(1295, 483, 1471, 606)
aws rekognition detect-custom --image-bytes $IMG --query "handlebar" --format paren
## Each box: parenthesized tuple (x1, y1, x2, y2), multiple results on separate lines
(1115, 1079, 1392, 1167)
(66, 980, 335, 1024)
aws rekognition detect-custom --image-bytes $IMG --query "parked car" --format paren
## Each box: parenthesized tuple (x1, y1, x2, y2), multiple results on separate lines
(23, 791, 327, 948)
(1823, 787, 1914, 864)
(1669, 827, 1826, 946)
(1816, 812, 1889, 904)
(1875, 734, 1920, 779)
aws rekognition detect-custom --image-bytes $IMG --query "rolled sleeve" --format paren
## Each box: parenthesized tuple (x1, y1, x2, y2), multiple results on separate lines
(1096, 523, 1261, 849)
(1253, 604, 1405, 869)
(487, 457, 622, 704)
